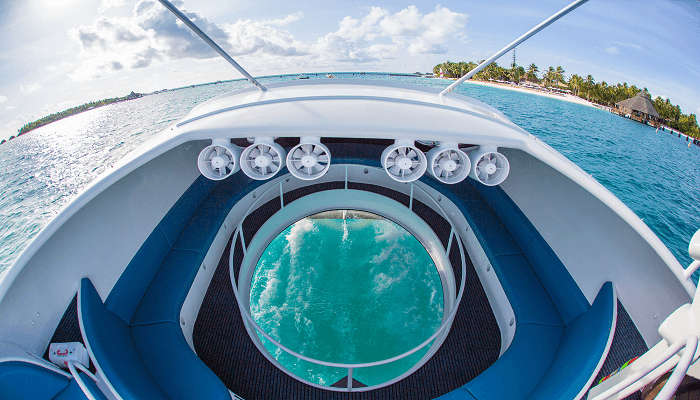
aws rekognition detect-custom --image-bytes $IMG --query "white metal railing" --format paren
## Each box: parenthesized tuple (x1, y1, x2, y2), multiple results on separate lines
(67, 361, 101, 400)
(684, 260, 700, 281)
(227, 173, 467, 391)
(656, 336, 698, 399)
(589, 229, 700, 400)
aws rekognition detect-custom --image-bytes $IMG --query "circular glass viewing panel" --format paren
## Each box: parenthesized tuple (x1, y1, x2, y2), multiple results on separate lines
(249, 210, 444, 388)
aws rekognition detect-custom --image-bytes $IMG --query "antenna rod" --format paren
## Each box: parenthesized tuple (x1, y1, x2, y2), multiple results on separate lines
(440, 0, 589, 97)
(156, 0, 267, 92)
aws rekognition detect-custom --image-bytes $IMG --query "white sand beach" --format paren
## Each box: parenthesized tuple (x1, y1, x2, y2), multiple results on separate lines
(446, 78, 598, 109)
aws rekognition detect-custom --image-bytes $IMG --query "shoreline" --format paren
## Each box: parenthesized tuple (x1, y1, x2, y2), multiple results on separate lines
(455, 78, 598, 108)
(453, 78, 698, 145)
(1, 92, 145, 145)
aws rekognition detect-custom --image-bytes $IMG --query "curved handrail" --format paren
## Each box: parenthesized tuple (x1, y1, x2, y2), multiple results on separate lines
(590, 341, 684, 400)
(227, 173, 467, 374)
(588, 230, 700, 399)
(67, 361, 101, 400)
(656, 336, 698, 400)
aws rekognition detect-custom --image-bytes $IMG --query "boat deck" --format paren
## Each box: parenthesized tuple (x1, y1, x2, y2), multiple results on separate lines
(42, 145, 650, 399)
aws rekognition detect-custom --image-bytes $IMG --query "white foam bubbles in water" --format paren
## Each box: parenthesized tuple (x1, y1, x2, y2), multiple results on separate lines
(250, 212, 444, 387)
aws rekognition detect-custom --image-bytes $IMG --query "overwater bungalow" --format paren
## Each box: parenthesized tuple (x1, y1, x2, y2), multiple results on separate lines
(614, 93, 661, 125)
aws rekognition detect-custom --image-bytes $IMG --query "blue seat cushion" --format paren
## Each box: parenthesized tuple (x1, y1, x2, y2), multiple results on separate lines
(172, 207, 228, 254)
(473, 183, 590, 325)
(428, 180, 562, 327)
(131, 249, 204, 325)
(79, 279, 167, 400)
(106, 228, 171, 324)
(131, 322, 231, 400)
(492, 254, 561, 327)
(459, 323, 564, 400)
(463, 199, 522, 257)
(106, 175, 215, 323)
(0, 361, 70, 399)
(158, 176, 217, 245)
(54, 372, 107, 400)
(529, 282, 616, 400)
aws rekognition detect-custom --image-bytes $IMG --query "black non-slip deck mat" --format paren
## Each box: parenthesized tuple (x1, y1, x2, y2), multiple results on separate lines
(590, 301, 649, 400)
(193, 183, 501, 399)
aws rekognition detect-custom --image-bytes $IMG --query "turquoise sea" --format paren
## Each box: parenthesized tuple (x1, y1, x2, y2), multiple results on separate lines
(250, 213, 443, 386)
(0, 72, 697, 278)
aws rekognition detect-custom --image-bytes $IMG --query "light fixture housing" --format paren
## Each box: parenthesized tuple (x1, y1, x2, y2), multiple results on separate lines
(240, 137, 286, 180)
(197, 139, 241, 181)
(427, 143, 471, 184)
(286, 137, 331, 180)
(381, 140, 428, 183)
(468, 146, 510, 186)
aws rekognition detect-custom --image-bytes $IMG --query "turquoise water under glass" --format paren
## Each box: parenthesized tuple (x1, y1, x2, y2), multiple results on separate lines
(249, 211, 443, 387)
(0, 72, 697, 277)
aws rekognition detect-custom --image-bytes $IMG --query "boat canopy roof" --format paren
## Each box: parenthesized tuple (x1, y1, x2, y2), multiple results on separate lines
(174, 80, 531, 148)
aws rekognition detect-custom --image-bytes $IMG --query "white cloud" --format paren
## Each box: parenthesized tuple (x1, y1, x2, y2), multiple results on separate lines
(605, 46, 620, 55)
(69, 3, 467, 78)
(605, 41, 643, 56)
(100, 0, 126, 10)
(225, 12, 308, 57)
(313, 5, 468, 63)
(0, 95, 7, 104)
(20, 83, 41, 94)
(612, 41, 643, 51)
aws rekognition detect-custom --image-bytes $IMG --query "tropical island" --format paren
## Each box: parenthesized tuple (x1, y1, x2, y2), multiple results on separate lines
(0, 91, 144, 145)
(433, 60, 700, 139)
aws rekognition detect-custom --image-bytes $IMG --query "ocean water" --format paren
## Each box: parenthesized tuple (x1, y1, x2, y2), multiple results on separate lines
(249, 212, 443, 386)
(0, 73, 697, 277)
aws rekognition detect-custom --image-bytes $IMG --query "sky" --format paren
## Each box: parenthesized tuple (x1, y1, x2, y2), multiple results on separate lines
(0, 0, 698, 141)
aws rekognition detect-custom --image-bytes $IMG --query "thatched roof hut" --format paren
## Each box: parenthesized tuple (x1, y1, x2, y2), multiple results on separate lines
(616, 93, 660, 119)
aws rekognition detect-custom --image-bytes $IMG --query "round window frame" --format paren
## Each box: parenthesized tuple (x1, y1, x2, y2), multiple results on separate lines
(232, 189, 457, 391)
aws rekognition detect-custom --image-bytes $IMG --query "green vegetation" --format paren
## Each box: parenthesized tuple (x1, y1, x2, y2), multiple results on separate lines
(434, 61, 699, 138)
(15, 91, 144, 137)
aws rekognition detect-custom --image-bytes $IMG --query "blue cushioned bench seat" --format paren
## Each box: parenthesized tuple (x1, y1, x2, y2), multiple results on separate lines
(80, 173, 265, 400)
(427, 178, 616, 400)
(0, 360, 106, 399)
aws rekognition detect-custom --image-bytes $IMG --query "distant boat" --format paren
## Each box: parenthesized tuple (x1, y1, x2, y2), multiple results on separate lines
(326, 74, 335, 79)
(297, 75, 310, 80)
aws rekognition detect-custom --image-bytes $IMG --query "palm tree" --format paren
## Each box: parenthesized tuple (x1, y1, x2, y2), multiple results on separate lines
(555, 66, 566, 85)
(568, 74, 584, 96)
(542, 66, 556, 87)
(583, 74, 595, 100)
(511, 65, 525, 83)
(526, 64, 539, 82)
